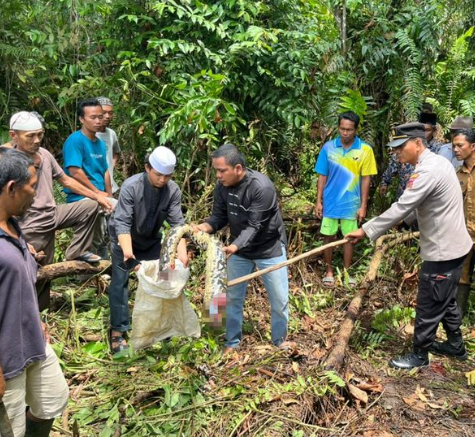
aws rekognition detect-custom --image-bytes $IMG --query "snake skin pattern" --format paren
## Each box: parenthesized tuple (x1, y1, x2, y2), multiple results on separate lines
(159, 225, 227, 326)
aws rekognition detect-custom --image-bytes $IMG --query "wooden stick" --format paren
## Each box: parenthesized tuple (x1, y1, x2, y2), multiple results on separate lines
(324, 232, 420, 371)
(228, 238, 349, 287)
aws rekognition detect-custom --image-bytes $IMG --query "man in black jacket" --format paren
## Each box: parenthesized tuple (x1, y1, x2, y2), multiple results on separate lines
(195, 143, 290, 354)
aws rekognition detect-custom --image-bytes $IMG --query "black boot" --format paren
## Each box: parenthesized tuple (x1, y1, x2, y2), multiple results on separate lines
(25, 416, 54, 437)
(429, 329, 467, 360)
(456, 284, 471, 318)
(389, 348, 429, 370)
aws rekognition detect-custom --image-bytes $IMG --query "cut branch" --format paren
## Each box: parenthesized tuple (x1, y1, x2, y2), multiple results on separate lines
(324, 232, 420, 371)
(37, 260, 111, 282)
(228, 238, 349, 287)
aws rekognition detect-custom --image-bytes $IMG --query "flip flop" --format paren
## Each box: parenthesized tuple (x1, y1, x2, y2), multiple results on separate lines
(76, 252, 102, 263)
(322, 276, 335, 288)
(347, 277, 357, 287)
(109, 329, 129, 354)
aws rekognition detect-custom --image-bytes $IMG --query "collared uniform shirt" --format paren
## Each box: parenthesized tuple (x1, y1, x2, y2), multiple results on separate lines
(315, 136, 377, 219)
(363, 149, 472, 261)
(438, 142, 463, 167)
(109, 173, 185, 253)
(0, 219, 46, 380)
(457, 155, 475, 241)
(206, 169, 286, 259)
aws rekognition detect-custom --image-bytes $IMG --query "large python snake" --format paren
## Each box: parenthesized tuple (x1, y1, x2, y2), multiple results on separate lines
(159, 225, 227, 326)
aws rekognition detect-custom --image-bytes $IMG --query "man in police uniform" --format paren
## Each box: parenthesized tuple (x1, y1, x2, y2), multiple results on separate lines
(346, 122, 472, 369)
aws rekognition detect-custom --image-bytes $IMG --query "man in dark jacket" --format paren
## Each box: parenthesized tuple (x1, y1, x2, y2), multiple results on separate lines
(195, 143, 291, 354)
(107, 146, 188, 353)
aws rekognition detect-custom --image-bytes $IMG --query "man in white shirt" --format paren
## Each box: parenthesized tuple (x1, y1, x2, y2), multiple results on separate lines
(94, 97, 122, 258)
(96, 97, 121, 193)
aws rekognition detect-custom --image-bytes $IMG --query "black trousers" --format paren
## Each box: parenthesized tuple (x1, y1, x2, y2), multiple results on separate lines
(414, 255, 465, 350)
(108, 240, 161, 332)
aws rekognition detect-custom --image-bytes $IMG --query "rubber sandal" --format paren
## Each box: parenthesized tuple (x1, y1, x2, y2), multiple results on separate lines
(347, 277, 357, 287)
(322, 276, 335, 288)
(278, 341, 297, 352)
(76, 252, 102, 263)
(109, 329, 129, 354)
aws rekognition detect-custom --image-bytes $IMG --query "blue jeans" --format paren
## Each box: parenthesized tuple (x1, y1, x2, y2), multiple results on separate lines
(226, 246, 289, 348)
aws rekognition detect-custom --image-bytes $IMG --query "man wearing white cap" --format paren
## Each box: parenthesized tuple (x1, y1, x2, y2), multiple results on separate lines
(107, 146, 188, 353)
(7, 111, 113, 310)
(96, 96, 121, 194)
(92, 97, 122, 259)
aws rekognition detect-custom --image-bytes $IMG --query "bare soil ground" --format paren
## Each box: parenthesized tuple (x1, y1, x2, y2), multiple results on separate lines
(229, 273, 475, 437)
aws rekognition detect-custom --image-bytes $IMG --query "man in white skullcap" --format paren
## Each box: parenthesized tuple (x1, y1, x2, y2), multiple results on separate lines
(107, 146, 188, 353)
(0, 111, 42, 148)
(7, 111, 113, 310)
(96, 97, 121, 193)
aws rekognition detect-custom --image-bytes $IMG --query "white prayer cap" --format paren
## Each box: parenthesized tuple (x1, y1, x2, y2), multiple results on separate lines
(9, 111, 43, 131)
(97, 96, 113, 107)
(149, 146, 176, 175)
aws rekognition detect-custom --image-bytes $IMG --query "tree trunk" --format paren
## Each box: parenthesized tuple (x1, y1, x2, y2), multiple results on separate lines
(341, 0, 347, 55)
(37, 260, 111, 282)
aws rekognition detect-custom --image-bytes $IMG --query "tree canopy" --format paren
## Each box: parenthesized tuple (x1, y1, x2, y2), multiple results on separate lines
(1, 0, 474, 188)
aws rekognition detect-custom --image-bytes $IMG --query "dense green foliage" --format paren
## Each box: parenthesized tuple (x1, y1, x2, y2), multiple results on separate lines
(1, 0, 475, 197)
(2, 3, 475, 435)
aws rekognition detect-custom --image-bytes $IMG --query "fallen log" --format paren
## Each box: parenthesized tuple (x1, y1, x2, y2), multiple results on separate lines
(37, 260, 111, 282)
(324, 231, 420, 371)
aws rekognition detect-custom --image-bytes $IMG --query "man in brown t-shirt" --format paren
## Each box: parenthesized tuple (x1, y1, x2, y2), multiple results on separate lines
(452, 129, 475, 316)
(8, 111, 113, 310)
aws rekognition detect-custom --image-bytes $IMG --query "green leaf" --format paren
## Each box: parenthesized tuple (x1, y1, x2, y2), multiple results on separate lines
(82, 342, 106, 355)
(324, 371, 346, 387)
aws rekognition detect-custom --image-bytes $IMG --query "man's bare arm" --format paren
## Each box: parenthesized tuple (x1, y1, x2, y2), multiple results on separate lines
(105, 170, 112, 197)
(315, 175, 327, 219)
(58, 174, 112, 212)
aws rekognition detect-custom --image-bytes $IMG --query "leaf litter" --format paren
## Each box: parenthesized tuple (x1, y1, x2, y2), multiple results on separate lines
(46, 239, 475, 436)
